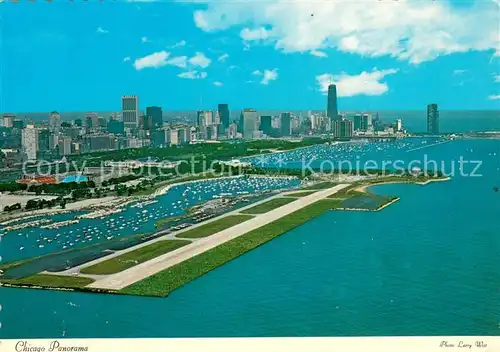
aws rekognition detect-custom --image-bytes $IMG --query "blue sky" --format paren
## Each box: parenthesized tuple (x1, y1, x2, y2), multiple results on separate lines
(1, 0, 499, 112)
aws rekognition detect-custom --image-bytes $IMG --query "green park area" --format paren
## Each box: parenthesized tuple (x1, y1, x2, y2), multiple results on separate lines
(120, 198, 342, 297)
(284, 191, 317, 197)
(176, 215, 254, 239)
(80, 240, 191, 275)
(240, 198, 296, 214)
(1, 274, 94, 289)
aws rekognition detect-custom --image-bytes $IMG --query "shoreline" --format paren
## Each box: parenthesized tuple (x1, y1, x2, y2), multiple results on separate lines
(354, 176, 451, 193)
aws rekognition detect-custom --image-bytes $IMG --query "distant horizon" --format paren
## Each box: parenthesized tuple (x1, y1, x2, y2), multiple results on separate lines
(3, 109, 499, 116)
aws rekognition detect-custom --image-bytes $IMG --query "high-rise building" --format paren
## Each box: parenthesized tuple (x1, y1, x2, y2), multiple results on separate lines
(218, 104, 230, 130)
(227, 122, 238, 139)
(122, 95, 139, 130)
(38, 129, 50, 152)
(197, 110, 213, 139)
(74, 118, 83, 127)
(353, 113, 373, 132)
(170, 129, 179, 146)
(151, 130, 167, 147)
(58, 137, 72, 156)
(396, 119, 403, 132)
(259, 116, 272, 135)
(327, 84, 339, 120)
(280, 112, 291, 137)
(354, 114, 362, 131)
(146, 106, 163, 130)
(13, 119, 24, 129)
(108, 119, 124, 135)
(22, 124, 38, 161)
(3, 114, 14, 128)
(49, 111, 61, 133)
(427, 104, 439, 134)
(332, 118, 353, 138)
(241, 109, 258, 139)
(140, 115, 153, 130)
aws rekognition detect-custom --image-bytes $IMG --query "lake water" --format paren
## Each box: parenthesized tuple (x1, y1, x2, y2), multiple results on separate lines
(0, 138, 499, 338)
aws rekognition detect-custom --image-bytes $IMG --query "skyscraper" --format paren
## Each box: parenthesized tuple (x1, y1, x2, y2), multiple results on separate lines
(280, 112, 291, 137)
(241, 109, 259, 139)
(327, 84, 339, 120)
(332, 118, 353, 138)
(49, 111, 61, 133)
(122, 95, 139, 130)
(218, 104, 230, 130)
(3, 114, 14, 128)
(259, 116, 272, 136)
(146, 106, 163, 130)
(38, 129, 50, 152)
(427, 104, 439, 134)
(22, 124, 38, 161)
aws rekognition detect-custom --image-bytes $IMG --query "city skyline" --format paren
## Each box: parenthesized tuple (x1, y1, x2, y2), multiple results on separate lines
(2, 1, 500, 112)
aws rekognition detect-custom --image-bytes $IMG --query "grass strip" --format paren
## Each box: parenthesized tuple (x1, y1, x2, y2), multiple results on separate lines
(80, 240, 191, 275)
(240, 198, 296, 214)
(176, 215, 254, 239)
(0, 274, 94, 289)
(120, 199, 341, 297)
(284, 191, 317, 197)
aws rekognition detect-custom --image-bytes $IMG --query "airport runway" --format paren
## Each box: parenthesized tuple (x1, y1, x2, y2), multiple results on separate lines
(86, 184, 350, 290)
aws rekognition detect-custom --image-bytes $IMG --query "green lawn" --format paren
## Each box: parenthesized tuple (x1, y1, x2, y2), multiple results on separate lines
(0, 274, 94, 289)
(80, 240, 191, 275)
(121, 198, 342, 297)
(284, 191, 317, 197)
(301, 181, 337, 190)
(176, 214, 254, 239)
(240, 198, 296, 214)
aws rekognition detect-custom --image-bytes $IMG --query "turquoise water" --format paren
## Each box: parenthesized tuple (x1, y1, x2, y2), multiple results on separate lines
(1, 139, 499, 337)
(61, 175, 88, 183)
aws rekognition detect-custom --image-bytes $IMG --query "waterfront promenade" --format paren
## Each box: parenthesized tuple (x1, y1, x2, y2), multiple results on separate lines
(87, 183, 350, 290)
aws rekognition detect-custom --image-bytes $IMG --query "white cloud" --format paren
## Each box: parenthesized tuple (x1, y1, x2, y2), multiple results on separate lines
(214, 81, 224, 86)
(316, 68, 399, 97)
(453, 69, 467, 75)
(218, 53, 229, 62)
(493, 74, 500, 82)
(166, 56, 188, 68)
(252, 70, 262, 75)
(96, 27, 108, 34)
(188, 52, 212, 68)
(178, 70, 207, 79)
(240, 27, 271, 41)
(311, 50, 328, 58)
(261, 69, 279, 85)
(172, 40, 186, 48)
(488, 94, 500, 100)
(134, 51, 169, 70)
(193, 0, 500, 64)
(141, 36, 150, 43)
(123, 57, 131, 62)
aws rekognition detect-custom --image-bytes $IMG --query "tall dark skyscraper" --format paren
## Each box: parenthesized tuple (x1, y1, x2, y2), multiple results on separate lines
(259, 116, 272, 135)
(280, 112, 291, 137)
(218, 104, 230, 129)
(146, 106, 163, 130)
(327, 84, 339, 120)
(427, 104, 439, 134)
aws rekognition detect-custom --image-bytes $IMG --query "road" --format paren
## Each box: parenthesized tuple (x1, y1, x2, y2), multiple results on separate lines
(86, 183, 350, 290)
